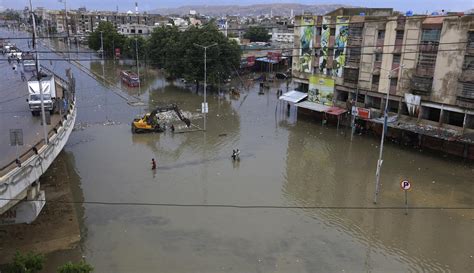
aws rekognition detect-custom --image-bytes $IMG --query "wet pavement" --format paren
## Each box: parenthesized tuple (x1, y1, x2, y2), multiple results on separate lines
(1, 28, 473, 272)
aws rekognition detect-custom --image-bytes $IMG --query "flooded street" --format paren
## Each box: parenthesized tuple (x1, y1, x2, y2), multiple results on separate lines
(1, 30, 473, 272)
(67, 57, 473, 272)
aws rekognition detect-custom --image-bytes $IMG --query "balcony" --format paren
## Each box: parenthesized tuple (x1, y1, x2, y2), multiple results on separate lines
(315, 36, 321, 47)
(372, 83, 379, 91)
(376, 38, 384, 48)
(394, 39, 403, 52)
(419, 42, 439, 52)
(411, 76, 433, 96)
(390, 85, 397, 94)
(457, 81, 474, 101)
(415, 66, 435, 78)
(460, 69, 474, 82)
(348, 36, 362, 46)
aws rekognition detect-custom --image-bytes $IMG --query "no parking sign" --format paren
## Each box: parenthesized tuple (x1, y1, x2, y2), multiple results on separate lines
(400, 180, 411, 191)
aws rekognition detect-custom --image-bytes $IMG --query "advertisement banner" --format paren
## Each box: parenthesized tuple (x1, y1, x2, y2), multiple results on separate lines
(334, 16, 349, 77)
(308, 75, 335, 106)
(299, 16, 314, 73)
(319, 16, 331, 75)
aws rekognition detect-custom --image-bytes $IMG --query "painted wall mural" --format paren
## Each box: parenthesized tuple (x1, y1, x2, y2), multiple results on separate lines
(334, 16, 349, 77)
(308, 75, 335, 106)
(319, 16, 331, 75)
(299, 16, 314, 73)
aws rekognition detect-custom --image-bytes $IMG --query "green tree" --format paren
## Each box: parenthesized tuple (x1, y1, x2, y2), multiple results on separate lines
(147, 23, 241, 86)
(88, 22, 126, 56)
(123, 36, 147, 61)
(57, 261, 93, 273)
(2, 9, 21, 22)
(4, 251, 44, 273)
(243, 26, 271, 42)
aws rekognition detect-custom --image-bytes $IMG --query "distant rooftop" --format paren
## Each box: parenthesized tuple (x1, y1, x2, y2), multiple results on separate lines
(325, 7, 394, 16)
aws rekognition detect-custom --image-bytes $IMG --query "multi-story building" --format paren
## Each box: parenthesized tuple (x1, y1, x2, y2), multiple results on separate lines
(292, 8, 474, 157)
(42, 9, 165, 35)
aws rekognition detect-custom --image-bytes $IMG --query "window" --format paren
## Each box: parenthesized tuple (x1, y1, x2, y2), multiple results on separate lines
(463, 55, 474, 70)
(138, 29, 142, 33)
(372, 75, 380, 85)
(446, 111, 465, 127)
(393, 54, 401, 64)
(316, 27, 322, 36)
(375, 53, 382, 62)
(377, 30, 385, 40)
(421, 29, 441, 42)
(396, 30, 404, 40)
(417, 53, 437, 68)
(390, 77, 398, 87)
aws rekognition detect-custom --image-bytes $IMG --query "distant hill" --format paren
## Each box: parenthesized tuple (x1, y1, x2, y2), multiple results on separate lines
(149, 3, 351, 17)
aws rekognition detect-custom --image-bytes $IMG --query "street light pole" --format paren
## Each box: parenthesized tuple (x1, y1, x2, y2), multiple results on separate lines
(194, 43, 217, 131)
(29, 0, 48, 145)
(373, 64, 405, 204)
(135, 36, 141, 97)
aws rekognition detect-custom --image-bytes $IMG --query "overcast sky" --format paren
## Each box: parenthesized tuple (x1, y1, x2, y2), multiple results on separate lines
(0, 0, 472, 13)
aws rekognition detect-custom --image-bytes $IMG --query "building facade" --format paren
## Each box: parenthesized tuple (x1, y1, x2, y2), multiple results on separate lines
(292, 8, 474, 157)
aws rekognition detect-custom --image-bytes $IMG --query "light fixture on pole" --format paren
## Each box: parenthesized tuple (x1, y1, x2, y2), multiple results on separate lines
(194, 42, 217, 131)
(373, 64, 405, 204)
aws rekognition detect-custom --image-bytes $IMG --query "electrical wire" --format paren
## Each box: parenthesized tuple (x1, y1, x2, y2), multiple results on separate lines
(3, 40, 468, 54)
(0, 197, 471, 209)
(0, 47, 468, 62)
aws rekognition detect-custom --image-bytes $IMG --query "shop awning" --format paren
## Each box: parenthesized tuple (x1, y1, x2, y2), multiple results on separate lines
(279, 90, 308, 103)
(295, 101, 331, 112)
(296, 101, 347, 116)
(326, 106, 347, 116)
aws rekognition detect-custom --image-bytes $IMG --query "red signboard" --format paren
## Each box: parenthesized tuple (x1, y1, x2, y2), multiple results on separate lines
(267, 52, 281, 61)
(352, 106, 371, 119)
(115, 48, 121, 58)
(247, 55, 255, 67)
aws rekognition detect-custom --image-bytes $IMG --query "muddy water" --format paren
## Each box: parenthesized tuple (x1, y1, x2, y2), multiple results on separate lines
(54, 58, 473, 273)
(2, 30, 473, 272)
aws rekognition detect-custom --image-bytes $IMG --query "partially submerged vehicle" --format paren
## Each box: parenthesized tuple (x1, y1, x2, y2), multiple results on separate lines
(131, 104, 191, 133)
(120, 70, 140, 87)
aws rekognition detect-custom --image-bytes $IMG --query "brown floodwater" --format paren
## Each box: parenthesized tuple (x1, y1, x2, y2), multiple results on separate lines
(3, 32, 474, 272)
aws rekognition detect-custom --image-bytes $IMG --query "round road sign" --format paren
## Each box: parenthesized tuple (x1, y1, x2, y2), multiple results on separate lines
(400, 180, 411, 191)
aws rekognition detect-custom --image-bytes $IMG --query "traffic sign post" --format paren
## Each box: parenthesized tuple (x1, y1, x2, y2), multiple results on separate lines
(10, 129, 23, 167)
(400, 180, 411, 215)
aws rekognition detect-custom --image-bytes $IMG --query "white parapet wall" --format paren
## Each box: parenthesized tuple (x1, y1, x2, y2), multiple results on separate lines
(0, 104, 76, 223)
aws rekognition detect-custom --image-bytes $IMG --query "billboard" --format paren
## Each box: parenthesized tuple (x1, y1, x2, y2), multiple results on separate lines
(308, 75, 335, 106)
(319, 16, 331, 75)
(334, 16, 349, 77)
(299, 16, 314, 73)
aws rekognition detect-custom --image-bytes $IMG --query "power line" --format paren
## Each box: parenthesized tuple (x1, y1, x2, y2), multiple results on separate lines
(2, 40, 468, 54)
(0, 197, 471, 210)
(0, 47, 468, 63)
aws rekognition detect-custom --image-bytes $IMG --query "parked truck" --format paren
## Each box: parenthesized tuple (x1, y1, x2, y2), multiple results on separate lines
(27, 73, 64, 116)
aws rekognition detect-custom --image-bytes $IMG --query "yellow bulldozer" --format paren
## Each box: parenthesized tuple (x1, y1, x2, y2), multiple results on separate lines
(131, 104, 191, 134)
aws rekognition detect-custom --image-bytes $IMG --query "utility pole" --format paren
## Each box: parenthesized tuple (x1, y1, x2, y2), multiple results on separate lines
(29, 0, 48, 145)
(135, 36, 141, 97)
(373, 64, 405, 204)
(59, 0, 70, 60)
(194, 43, 217, 131)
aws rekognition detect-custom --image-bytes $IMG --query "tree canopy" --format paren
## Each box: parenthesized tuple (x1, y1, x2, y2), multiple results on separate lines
(147, 24, 241, 86)
(57, 261, 94, 273)
(4, 251, 44, 273)
(244, 26, 271, 42)
(88, 22, 126, 57)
